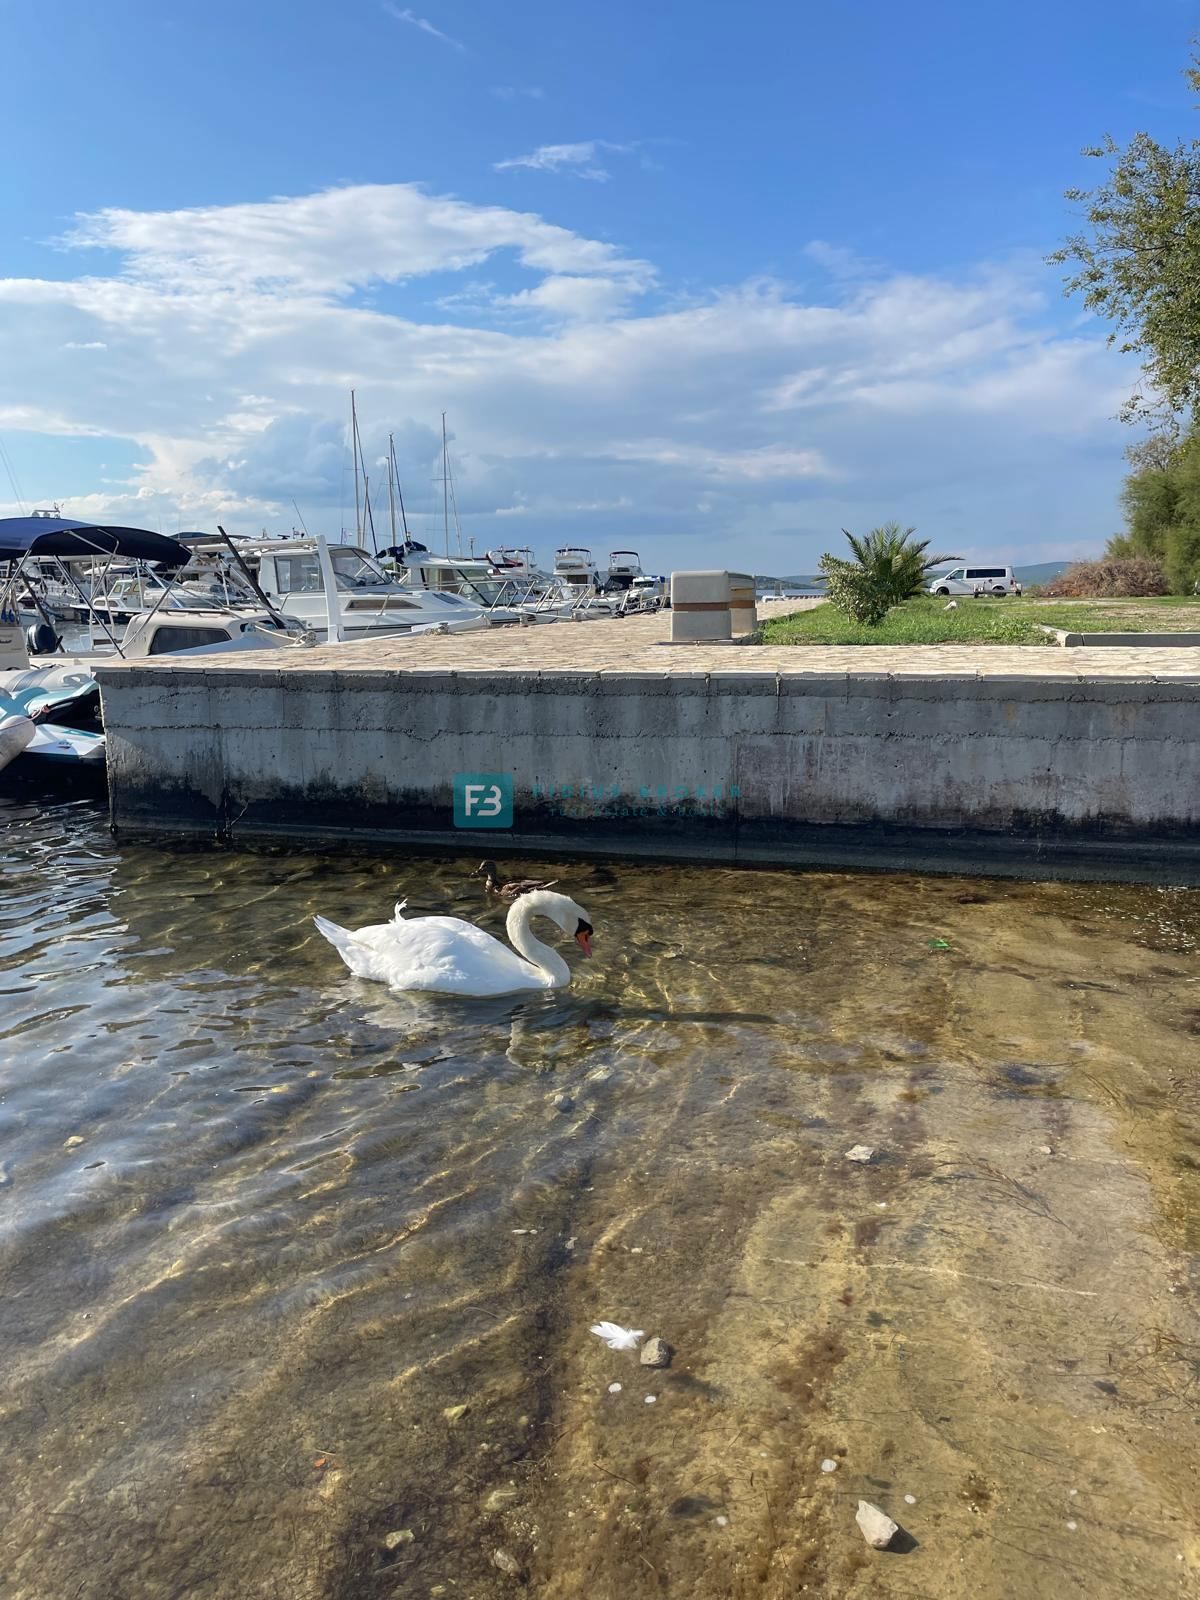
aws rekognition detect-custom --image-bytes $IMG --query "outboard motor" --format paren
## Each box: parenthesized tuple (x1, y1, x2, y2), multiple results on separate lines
(26, 621, 62, 656)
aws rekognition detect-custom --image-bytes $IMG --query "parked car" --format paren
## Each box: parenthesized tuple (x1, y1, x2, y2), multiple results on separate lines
(927, 564, 1022, 598)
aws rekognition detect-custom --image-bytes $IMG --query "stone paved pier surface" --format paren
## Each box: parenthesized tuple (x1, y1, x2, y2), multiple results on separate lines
(107, 597, 1200, 679)
(96, 601, 1200, 881)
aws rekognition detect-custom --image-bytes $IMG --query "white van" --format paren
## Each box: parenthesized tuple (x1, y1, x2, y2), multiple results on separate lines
(928, 564, 1022, 598)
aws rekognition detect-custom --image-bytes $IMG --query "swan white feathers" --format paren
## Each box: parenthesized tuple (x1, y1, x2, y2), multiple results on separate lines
(314, 888, 594, 997)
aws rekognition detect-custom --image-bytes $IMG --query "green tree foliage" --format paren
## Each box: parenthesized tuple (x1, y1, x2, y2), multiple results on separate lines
(818, 555, 892, 625)
(1049, 50, 1200, 423)
(1117, 438, 1182, 558)
(1110, 429, 1200, 589)
(819, 523, 958, 626)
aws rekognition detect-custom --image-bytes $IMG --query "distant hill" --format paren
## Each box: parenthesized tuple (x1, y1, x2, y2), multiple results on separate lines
(755, 573, 825, 591)
(755, 560, 1082, 592)
(1014, 560, 1077, 586)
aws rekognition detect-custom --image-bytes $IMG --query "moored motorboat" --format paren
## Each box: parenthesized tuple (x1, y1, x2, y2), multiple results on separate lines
(22, 723, 106, 765)
(0, 712, 35, 774)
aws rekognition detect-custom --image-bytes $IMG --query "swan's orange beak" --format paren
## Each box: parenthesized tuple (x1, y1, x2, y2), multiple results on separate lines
(575, 929, 593, 958)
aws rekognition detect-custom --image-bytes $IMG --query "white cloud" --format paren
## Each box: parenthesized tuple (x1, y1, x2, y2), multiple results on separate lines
(803, 240, 880, 283)
(381, 3, 464, 52)
(498, 274, 645, 321)
(0, 181, 1133, 563)
(596, 440, 831, 481)
(62, 183, 651, 292)
(494, 141, 635, 182)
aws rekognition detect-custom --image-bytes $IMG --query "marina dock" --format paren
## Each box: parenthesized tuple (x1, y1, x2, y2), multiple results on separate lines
(96, 600, 1200, 879)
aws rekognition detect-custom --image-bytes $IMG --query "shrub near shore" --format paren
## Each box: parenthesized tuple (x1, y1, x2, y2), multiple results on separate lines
(1039, 558, 1169, 598)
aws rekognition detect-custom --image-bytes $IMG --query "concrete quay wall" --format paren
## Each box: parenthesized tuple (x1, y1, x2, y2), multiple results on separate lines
(96, 661, 1200, 880)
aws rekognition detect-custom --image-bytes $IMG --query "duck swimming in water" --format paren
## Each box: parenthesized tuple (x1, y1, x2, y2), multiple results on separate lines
(474, 860, 559, 900)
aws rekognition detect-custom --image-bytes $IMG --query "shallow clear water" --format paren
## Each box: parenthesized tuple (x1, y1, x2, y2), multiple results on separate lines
(0, 794, 1197, 1599)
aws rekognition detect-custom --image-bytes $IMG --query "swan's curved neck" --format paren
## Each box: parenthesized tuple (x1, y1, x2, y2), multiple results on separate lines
(506, 897, 570, 988)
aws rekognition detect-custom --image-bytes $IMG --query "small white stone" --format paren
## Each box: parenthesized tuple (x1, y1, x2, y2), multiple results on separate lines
(820, 1459, 838, 1474)
(903, 1494, 916, 1505)
(855, 1500, 899, 1549)
(644, 1395, 656, 1404)
(607, 1383, 622, 1394)
(875, 1201, 887, 1209)
(1069, 1488, 1078, 1497)
(1039, 1145, 1054, 1155)
(714, 1515, 728, 1526)
(845, 1145, 875, 1164)
(1066, 1520, 1078, 1532)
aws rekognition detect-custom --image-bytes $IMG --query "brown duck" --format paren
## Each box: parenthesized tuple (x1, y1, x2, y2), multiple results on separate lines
(475, 860, 559, 900)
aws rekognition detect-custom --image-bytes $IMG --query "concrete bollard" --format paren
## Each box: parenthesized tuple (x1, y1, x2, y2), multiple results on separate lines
(728, 572, 757, 634)
(670, 570, 733, 641)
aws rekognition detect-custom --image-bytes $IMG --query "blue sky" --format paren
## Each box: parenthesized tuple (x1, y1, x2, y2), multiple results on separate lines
(0, 0, 1195, 569)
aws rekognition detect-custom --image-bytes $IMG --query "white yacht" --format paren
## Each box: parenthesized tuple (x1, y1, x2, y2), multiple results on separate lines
(553, 547, 601, 591)
(184, 535, 496, 641)
(605, 550, 644, 591)
(487, 546, 538, 580)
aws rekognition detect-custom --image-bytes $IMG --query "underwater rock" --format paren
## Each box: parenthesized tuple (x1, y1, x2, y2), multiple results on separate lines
(639, 1336, 671, 1368)
(855, 1499, 899, 1549)
(484, 1486, 520, 1512)
(492, 1548, 523, 1578)
(845, 1145, 875, 1164)
(383, 1529, 414, 1550)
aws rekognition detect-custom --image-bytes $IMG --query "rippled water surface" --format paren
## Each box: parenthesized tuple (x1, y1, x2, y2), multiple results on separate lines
(1, 793, 1198, 1599)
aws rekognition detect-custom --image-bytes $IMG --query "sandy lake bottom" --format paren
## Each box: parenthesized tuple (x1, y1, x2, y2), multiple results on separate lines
(1, 793, 1197, 1598)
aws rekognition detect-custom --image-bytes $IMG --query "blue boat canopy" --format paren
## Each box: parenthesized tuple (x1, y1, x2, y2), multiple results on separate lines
(0, 516, 188, 566)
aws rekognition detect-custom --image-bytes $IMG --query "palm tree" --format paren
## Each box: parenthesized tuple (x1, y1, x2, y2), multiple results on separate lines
(842, 523, 958, 605)
(818, 522, 958, 626)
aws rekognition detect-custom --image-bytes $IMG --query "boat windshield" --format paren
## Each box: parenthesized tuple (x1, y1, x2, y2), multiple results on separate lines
(273, 548, 394, 593)
(329, 549, 391, 588)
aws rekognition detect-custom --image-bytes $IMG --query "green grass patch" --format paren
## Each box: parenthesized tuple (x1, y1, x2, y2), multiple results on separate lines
(759, 596, 1200, 646)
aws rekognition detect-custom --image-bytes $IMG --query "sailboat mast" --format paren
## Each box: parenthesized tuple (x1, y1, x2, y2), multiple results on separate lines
(391, 434, 411, 539)
(363, 473, 378, 556)
(351, 390, 361, 544)
(442, 412, 449, 558)
(387, 432, 398, 547)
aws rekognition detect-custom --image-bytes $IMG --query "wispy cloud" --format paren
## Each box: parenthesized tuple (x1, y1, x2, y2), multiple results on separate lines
(492, 85, 545, 101)
(803, 240, 881, 283)
(494, 140, 634, 181)
(382, 3, 464, 52)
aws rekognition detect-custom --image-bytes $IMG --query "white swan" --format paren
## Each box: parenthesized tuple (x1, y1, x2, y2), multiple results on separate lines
(313, 888, 594, 997)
